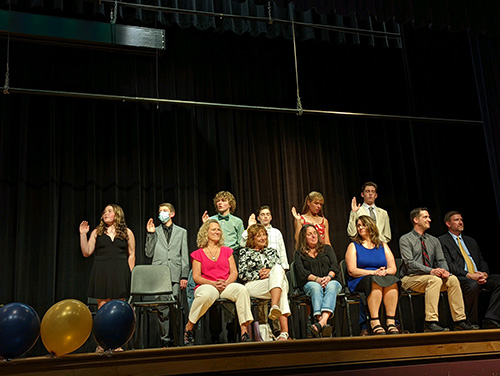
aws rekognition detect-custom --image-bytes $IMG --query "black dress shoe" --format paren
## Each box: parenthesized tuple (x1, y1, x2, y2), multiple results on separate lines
(424, 321, 450, 332)
(482, 318, 500, 329)
(454, 320, 478, 331)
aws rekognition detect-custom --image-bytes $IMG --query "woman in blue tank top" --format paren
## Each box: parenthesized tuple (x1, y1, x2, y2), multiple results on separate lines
(345, 215, 400, 335)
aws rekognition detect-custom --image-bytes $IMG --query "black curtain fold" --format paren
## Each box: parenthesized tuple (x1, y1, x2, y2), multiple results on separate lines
(3, 0, 499, 36)
(1, 0, 401, 46)
(470, 34, 500, 225)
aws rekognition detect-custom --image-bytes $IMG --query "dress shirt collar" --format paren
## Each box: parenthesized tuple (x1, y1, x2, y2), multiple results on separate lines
(217, 213, 231, 221)
(411, 228, 426, 239)
(362, 202, 377, 211)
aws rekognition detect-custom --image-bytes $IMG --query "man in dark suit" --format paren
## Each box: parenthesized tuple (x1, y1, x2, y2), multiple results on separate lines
(439, 211, 500, 329)
(145, 202, 189, 347)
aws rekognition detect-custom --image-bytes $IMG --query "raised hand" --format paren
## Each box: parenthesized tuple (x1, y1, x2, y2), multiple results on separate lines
(248, 213, 257, 227)
(291, 207, 301, 221)
(201, 211, 209, 223)
(351, 197, 361, 212)
(79, 221, 90, 235)
(146, 218, 155, 233)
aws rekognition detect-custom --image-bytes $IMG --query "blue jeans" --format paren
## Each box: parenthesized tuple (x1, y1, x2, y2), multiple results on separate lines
(303, 280, 342, 317)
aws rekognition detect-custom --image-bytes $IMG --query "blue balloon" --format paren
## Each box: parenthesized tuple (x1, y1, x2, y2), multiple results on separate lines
(0, 303, 40, 360)
(93, 300, 135, 350)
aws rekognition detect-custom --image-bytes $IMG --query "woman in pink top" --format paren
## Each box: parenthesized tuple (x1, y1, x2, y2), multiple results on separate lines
(184, 219, 253, 345)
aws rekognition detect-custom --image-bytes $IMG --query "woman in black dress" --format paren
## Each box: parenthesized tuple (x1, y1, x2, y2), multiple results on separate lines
(80, 204, 136, 309)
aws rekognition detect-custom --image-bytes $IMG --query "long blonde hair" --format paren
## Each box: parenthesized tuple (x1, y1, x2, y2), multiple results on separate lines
(95, 204, 129, 241)
(197, 219, 225, 248)
(301, 191, 325, 216)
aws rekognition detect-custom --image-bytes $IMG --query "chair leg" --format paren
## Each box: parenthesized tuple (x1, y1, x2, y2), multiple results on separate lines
(300, 302, 309, 339)
(132, 308, 144, 350)
(170, 305, 179, 347)
(344, 297, 354, 337)
(407, 294, 417, 333)
(396, 299, 405, 333)
(290, 300, 301, 339)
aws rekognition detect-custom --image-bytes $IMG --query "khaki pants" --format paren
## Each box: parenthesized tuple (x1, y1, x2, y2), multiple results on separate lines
(189, 283, 253, 326)
(401, 274, 466, 322)
(244, 264, 291, 316)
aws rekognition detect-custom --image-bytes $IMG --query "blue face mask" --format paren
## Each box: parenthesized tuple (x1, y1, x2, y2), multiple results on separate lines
(158, 211, 170, 223)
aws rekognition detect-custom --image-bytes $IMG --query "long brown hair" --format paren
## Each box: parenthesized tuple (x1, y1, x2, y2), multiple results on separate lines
(95, 204, 129, 241)
(351, 215, 381, 248)
(297, 224, 324, 257)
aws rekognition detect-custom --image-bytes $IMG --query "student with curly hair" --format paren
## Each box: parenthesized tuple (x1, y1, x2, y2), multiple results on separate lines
(201, 191, 244, 251)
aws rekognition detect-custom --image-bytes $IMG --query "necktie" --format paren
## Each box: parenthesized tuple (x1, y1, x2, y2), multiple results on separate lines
(369, 207, 376, 221)
(217, 214, 230, 221)
(421, 236, 431, 267)
(457, 236, 476, 273)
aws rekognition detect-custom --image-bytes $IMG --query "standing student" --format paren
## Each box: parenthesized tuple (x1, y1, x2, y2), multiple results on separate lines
(80, 204, 136, 352)
(145, 202, 189, 347)
(292, 191, 331, 245)
(347, 182, 391, 243)
(202, 191, 244, 250)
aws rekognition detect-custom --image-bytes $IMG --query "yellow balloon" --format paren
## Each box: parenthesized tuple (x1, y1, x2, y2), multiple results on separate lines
(40, 299, 92, 356)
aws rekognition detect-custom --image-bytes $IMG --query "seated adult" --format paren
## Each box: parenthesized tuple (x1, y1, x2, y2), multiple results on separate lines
(239, 224, 291, 341)
(439, 211, 500, 329)
(294, 224, 342, 337)
(345, 215, 400, 335)
(184, 219, 253, 345)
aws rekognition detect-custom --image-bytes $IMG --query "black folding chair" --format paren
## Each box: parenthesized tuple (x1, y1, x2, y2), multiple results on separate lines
(339, 259, 367, 336)
(128, 265, 180, 348)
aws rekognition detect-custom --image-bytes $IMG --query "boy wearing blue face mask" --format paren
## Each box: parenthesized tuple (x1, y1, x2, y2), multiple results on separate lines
(145, 203, 189, 347)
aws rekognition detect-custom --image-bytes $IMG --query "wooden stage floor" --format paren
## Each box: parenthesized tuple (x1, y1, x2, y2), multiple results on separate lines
(3, 329, 500, 376)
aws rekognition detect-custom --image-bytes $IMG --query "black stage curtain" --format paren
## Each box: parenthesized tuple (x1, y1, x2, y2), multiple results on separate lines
(0, 0, 400, 46)
(470, 35, 500, 226)
(2, 0, 499, 37)
(0, 25, 496, 354)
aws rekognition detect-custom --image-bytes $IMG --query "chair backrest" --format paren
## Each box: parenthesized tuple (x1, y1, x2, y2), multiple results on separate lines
(288, 261, 300, 290)
(87, 297, 98, 315)
(339, 259, 349, 288)
(395, 258, 403, 279)
(130, 265, 173, 296)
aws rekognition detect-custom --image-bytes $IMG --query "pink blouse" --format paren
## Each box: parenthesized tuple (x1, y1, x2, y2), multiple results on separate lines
(191, 246, 233, 288)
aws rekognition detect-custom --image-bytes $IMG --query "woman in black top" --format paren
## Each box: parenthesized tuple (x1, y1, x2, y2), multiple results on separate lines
(294, 224, 342, 337)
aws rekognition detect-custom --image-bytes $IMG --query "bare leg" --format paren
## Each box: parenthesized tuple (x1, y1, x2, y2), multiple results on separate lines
(383, 284, 399, 333)
(318, 311, 331, 327)
(97, 298, 111, 309)
(270, 287, 282, 307)
(367, 283, 385, 334)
